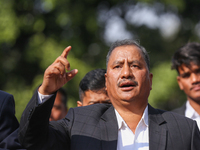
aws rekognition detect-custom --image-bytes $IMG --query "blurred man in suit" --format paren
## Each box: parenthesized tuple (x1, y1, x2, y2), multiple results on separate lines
(172, 42, 200, 129)
(77, 69, 110, 107)
(49, 88, 68, 121)
(19, 39, 200, 150)
(0, 90, 25, 149)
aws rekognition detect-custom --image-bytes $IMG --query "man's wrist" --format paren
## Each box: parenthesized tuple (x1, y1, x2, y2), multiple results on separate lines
(38, 91, 54, 104)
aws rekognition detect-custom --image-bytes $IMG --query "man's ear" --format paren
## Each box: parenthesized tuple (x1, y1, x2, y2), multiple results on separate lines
(177, 76, 183, 90)
(77, 101, 83, 107)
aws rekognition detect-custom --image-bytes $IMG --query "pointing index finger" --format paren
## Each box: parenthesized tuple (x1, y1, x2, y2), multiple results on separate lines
(61, 46, 72, 58)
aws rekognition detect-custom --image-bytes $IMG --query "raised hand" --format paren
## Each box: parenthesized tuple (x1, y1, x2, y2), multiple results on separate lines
(38, 46, 78, 95)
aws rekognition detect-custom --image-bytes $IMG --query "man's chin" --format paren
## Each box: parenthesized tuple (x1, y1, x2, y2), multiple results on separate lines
(189, 95, 200, 103)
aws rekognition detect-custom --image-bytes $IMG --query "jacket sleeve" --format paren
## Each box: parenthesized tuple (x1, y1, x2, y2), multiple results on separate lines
(18, 89, 71, 150)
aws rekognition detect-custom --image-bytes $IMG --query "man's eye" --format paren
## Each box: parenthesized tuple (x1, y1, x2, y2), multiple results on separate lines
(114, 65, 120, 69)
(132, 65, 139, 68)
(181, 73, 190, 78)
(196, 69, 200, 74)
(53, 105, 62, 110)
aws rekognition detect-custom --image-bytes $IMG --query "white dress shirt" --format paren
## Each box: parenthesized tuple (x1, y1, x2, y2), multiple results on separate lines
(185, 100, 200, 129)
(115, 106, 149, 150)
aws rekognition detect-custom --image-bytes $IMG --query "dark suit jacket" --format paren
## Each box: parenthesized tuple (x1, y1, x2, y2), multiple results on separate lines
(0, 90, 26, 150)
(19, 90, 200, 150)
(172, 102, 186, 116)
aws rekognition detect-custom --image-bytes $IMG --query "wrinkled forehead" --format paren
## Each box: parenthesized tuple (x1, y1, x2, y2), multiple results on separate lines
(109, 45, 143, 60)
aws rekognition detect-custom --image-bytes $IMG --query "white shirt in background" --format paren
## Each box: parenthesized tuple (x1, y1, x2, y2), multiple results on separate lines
(185, 100, 200, 130)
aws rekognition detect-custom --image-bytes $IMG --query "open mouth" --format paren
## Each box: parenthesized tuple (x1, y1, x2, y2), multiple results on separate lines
(119, 81, 137, 88)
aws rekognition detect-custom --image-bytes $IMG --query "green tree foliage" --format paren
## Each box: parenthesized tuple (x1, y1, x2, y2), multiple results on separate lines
(0, 0, 200, 120)
(148, 62, 186, 110)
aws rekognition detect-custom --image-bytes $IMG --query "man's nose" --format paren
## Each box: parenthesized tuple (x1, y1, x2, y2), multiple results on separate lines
(191, 73, 200, 83)
(121, 64, 133, 79)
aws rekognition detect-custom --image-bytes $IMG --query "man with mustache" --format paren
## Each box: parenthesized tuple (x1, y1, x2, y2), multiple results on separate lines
(19, 39, 200, 150)
(172, 42, 200, 129)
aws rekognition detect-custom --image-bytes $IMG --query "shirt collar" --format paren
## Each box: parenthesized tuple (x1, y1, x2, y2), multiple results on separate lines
(115, 105, 149, 130)
(185, 100, 200, 119)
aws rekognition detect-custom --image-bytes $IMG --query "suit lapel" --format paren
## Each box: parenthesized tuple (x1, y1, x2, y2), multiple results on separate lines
(99, 104, 168, 150)
(100, 105, 118, 150)
(148, 104, 167, 150)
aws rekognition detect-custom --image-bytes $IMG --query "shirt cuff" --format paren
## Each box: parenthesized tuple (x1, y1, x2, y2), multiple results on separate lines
(38, 91, 54, 104)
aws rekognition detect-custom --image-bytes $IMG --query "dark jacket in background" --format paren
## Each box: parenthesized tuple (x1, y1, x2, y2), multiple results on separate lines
(172, 102, 186, 116)
(0, 90, 26, 150)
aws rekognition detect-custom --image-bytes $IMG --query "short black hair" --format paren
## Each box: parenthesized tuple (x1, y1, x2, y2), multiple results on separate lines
(57, 87, 68, 106)
(79, 69, 106, 102)
(171, 42, 200, 74)
(106, 39, 150, 71)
